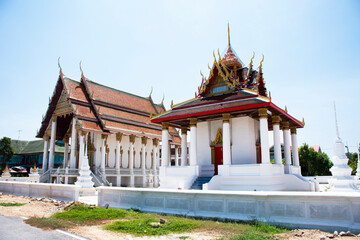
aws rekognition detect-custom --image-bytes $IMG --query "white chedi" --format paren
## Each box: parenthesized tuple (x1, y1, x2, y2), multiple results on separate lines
(75, 154, 96, 196)
(328, 138, 359, 192)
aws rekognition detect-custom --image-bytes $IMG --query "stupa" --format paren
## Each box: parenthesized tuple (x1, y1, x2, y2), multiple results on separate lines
(328, 103, 359, 192)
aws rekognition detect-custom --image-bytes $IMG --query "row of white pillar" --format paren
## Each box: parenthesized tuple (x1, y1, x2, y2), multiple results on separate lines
(42, 118, 79, 172)
(99, 134, 160, 187)
(160, 108, 300, 171)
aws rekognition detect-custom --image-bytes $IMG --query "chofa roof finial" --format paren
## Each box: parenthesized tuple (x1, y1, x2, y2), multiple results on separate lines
(79, 61, 85, 79)
(58, 57, 64, 78)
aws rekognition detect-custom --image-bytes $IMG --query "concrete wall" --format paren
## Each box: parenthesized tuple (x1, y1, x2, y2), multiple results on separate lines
(97, 187, 360, 234)
(0, 182, 79, 201)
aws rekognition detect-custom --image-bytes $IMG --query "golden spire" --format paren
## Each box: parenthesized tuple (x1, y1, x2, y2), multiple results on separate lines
(302, 117, 305, 126)
(228, 22, 231, 48)
(269, 91, 271, 101)
(200, 70, 204, 78)
(285, 106, 288, 113)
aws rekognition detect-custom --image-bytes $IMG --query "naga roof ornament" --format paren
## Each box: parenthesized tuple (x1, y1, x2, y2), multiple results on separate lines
(80, 61, 85, 80)
(58, 57, 64, 78)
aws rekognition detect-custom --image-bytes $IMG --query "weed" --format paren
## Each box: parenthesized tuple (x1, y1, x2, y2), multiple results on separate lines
(104, 218, 200, 236)
(53, 205, 127, 221)
(25, 217, 71, 230)
(0, 203, 26, 207)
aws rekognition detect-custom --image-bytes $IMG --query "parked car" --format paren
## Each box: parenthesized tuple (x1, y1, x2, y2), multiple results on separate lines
(9, 166, 28, 176)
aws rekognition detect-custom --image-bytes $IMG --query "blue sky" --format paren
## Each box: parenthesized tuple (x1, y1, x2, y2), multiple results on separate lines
(0, 0, 359, 156)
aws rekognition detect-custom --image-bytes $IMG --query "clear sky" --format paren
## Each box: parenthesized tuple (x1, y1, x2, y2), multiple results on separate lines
(0, 0, 359, 156)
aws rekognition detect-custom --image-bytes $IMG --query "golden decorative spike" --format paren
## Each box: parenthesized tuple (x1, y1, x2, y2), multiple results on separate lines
(250, 52, 255, 65)
(208, 63, 211, 70)
(150, 113, 153, 119)
(285, 106, 288, 113)
(200, 70, 204, 78)
(170, 100, 174, 108)
(302, 117, 305, 126)
(269, 91, 271, 101)
(259, 54, 264, 69)
(228, 22, 231, 48)
(218, 49, 222, 62)
(213, 51, 217, 62)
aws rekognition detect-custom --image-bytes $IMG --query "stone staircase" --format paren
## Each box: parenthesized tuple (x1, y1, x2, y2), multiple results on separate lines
(190, 176, 212, 190)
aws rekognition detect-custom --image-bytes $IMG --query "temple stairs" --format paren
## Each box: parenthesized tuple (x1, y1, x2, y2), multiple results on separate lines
(190, 176, 212, 190)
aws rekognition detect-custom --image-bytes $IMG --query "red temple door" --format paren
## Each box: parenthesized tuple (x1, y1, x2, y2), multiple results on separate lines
(214, 146, 223, 175)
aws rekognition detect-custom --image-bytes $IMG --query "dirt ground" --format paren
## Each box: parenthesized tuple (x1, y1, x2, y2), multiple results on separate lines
(0, 193, 359, 240)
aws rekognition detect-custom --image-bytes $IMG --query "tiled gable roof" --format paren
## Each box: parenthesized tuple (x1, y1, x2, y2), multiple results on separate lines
(37, 74, 180, 144)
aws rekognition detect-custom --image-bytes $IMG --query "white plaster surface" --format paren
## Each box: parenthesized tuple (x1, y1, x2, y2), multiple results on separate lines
(97, 187, 360, 234)
(0, 182, 79, 201)
(231, 117, 257, 164)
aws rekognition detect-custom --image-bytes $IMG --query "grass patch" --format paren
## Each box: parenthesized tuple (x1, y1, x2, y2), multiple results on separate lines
(25, 217, 71, 230)
(52, 204, 127, 222)
(104, 218, 200, 236)
(0, 202, 26, 207)
(26, 203, 288, 239)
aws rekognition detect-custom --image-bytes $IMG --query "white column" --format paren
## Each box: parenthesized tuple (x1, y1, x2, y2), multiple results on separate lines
(291, 127, 300, 167)
(161, 122, 169, 167)
(115, 133, 122, 186)
(42, 135, 49, 171)
(152, 138, 159, 187)
(69, 119, 77, 169)
(282, 121, 292, 173)
(129, 135, 135, 187)
(180, 127, 187, 166)
(222, 113, 231, 165)
(78, 132, 86, 168)
(48, 119, 57, 169)
(258, 108, 270, 164)
(115, 134, 122, 171)
(189, 118, 197, 166)
(175, 146, 179, 166)
(100, 135, 106, 174)
(63, 136, 69, 168)
(141, 137, 147, 187)
(272, 116, 282, 165)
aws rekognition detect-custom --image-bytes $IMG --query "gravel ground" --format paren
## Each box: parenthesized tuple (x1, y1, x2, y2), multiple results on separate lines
(1, 193, 359, 240)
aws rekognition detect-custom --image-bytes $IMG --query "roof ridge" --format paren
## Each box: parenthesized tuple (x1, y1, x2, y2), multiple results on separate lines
(86, 79, 153, 102)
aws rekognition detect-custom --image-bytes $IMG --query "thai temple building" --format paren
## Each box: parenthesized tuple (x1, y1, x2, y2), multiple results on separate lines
(151, 26, 314, 191)
(36, 65, 181, 187)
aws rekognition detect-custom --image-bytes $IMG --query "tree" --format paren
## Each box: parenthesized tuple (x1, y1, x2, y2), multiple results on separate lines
(346, 152, 358, 175)
(0, 137, 14, 168)
(299, 143, 333, 176)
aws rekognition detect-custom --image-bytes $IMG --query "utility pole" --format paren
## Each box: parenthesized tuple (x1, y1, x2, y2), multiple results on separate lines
(17, 130, 22, 140)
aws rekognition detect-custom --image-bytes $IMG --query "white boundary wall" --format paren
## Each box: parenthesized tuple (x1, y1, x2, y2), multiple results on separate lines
(98, 187, 360, 234)
(0, 182, 79, 201)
